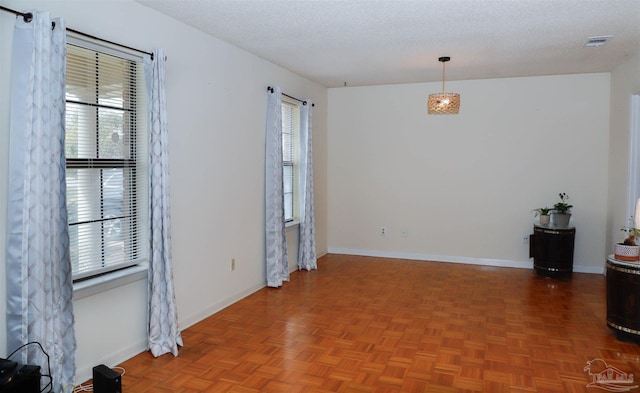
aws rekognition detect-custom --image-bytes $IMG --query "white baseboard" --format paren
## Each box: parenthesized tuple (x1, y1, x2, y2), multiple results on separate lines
(179, 250, 331, 332)
(327, 247, 604, 274)
(75, 338, 148, 385)
(178, 282, 266, 332)
(574, 265, 605, 274)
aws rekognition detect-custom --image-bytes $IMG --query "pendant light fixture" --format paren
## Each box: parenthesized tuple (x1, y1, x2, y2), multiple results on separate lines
(428, 56, 460, 115)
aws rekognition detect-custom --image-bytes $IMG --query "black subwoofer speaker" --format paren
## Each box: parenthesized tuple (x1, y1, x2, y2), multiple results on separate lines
(92, 364, 121, 393)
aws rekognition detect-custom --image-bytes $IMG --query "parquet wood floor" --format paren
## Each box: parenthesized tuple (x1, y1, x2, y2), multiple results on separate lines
(115, 254, 640, 392)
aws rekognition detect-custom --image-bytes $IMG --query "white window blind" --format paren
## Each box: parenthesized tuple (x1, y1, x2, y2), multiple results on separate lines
(282, 101, 298, 222)
(65, 42, 148, 280)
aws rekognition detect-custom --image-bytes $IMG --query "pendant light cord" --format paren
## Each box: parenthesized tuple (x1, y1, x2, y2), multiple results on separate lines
(442, 61, 446, 93)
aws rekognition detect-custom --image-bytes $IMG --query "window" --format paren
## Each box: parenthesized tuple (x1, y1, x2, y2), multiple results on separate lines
(65, 39, 148, 281)
(282, 100, 299, 222)
(628, 93, 640, 219)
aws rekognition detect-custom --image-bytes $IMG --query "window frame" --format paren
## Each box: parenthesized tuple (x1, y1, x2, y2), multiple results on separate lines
(627, 94, 640, 220)
(281, 98, 300, 223)
(65, 34, 148, 282)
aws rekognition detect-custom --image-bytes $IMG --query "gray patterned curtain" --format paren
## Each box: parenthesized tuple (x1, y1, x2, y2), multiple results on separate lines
(6, 10, 76, 391)
(145, 49, 183, 357)
(265, 86, 289, 287)
(298, 101, 317, 270)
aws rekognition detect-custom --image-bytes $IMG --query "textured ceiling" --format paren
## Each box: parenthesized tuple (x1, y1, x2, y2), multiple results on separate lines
(138, 0, 640, 87)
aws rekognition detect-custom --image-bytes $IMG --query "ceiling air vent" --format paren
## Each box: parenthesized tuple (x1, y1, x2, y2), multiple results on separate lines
(584, 35, 613, 47)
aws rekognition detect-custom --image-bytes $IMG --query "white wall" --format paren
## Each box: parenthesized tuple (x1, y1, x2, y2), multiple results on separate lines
(608, 52, 640, 252)
(327, 74, 610, 272)
(0, 0, 328, 383)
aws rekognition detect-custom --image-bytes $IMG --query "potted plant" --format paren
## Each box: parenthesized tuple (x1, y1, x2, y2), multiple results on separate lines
(551, 192, 572, 228)
(615, 220, 640, 262)
(531, 207, 552, 226)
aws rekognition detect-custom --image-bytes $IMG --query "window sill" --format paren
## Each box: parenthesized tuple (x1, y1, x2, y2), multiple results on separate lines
(73, 264, 148, 300)
(285, 220, 300, 229)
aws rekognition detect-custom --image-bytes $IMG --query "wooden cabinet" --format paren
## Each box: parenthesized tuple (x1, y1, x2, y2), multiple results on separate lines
(530, 225, 575, 276)
(607, 256, 640, 338)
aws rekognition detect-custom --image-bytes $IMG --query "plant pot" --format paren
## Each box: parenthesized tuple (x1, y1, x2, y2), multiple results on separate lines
(615, 243, 640, 262)
(552, 212, 571, 228)
(539, 215, 550, 226)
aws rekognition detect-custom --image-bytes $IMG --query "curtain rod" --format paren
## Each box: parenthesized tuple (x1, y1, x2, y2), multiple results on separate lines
(267, 86, 315, 107)
(0, 5, 155, 60)
(0, 5, 32, 22)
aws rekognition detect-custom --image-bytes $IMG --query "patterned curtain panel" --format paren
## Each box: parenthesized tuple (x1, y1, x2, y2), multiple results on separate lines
(6, 11, 76, 391)
(265, 86, 289, 287)
(298, 102, 317, 271)
(145, 49, 183, 357)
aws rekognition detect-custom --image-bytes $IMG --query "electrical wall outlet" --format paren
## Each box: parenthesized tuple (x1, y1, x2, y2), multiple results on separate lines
(522, 236, 528, 244)
(380, 227, 387, 236)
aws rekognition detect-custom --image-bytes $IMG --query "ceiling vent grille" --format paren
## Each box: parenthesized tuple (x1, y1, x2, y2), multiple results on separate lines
(584, 35, 613, 47)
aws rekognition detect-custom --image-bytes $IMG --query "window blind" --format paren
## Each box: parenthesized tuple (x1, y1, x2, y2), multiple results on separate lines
(282, 101, 296, 222)
(65, 43, 148, 280)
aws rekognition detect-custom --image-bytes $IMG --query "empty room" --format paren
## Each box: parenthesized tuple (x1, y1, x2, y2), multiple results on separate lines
(1, 0, 640, 392)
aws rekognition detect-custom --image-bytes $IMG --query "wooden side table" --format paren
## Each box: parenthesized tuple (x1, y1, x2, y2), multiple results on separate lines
(607, 255, 640, 338)
(530, 225, 575, 277)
